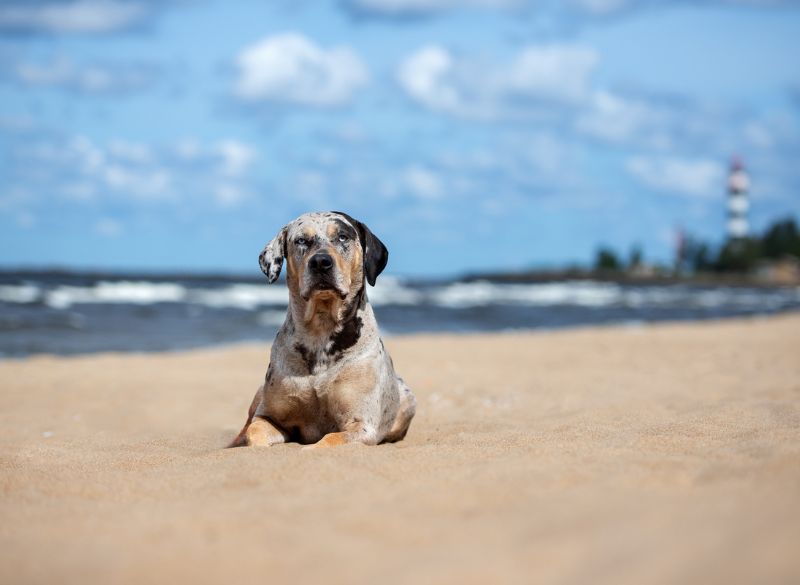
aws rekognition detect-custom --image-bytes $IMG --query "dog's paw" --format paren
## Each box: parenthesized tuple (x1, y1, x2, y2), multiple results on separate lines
(245, 419, 282, 447)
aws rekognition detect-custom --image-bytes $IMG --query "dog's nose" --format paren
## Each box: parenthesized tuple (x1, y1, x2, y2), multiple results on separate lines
(309, 253, 334, 273)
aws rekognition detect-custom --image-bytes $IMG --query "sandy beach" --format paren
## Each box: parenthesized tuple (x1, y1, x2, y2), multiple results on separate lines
(1, 314, 799, 584)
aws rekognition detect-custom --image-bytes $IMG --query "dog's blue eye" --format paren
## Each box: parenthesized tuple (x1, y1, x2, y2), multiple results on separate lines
(338, 234, 349, 243)
(296, 238, 308, 246)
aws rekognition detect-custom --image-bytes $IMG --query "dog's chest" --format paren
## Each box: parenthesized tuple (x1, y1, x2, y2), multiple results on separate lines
(264, 357, 378, 442)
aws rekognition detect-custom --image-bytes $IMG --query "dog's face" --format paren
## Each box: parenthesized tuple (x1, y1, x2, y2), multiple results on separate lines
(259, 212, 388, 302)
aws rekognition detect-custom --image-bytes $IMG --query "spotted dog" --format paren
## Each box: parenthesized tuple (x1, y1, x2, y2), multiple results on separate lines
(229, 211, 416, 449)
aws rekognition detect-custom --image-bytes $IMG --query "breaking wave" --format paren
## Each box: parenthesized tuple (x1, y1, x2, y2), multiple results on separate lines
(1, 278, 799, 312)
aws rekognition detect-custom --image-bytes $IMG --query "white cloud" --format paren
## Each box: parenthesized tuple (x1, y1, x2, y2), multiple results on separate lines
(16, 211, 37, 229)
(504, 46, 599, 103)
(173, 138, 203, 161)
(397, 46, 460, 112)
(95, 217, 124, 237)
(107, 140, 153, 164)
(397, 44, 599, 118)
(403, 166, 444, 199)
(742, 121, 775, 149)
(103, 164, 171, 197)
(344, 0, 783, 20)
(626, 156, 725, 198)
(11, 55, 155, 94)
(233, 33, 369, 107)
(292, 171, 330, 207)
(216, 140, 257, 177)
(7, 135, 259, 206)
(343, 0, 519, 17)
(214, 183, 246, 207)
(0, 0, 147, 34)
(576, 90, 675, 149)
(569, 0, 633, 16)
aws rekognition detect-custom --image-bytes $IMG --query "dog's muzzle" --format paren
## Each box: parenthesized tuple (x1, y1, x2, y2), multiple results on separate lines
(304, 252, 346, 298)
(308, 253, 334, 274)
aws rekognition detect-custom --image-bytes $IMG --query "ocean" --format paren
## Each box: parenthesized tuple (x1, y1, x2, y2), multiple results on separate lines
(1, 270, 799, 357)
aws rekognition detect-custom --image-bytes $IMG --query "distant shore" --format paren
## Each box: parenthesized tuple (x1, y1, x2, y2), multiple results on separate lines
(3, 264, 798, 288)
(2, 268, 799, 357)
(460, 266, 800, 288)
(1, 314, 799, 584)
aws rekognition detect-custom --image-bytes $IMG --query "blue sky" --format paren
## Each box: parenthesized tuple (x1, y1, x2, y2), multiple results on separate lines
(1, 0, 798, 277)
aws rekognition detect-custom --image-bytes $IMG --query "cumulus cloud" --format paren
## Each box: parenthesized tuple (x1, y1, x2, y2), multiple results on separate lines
(626, 155, 725, 198)
(504, 46, 599, 103)
(342, 0, 519, 17)
(0, 0, 149, 34)
(397, 46, 460, 111)
(5, 135, 259, 207)
(343, 0, 797, 21)
(567, 0, 638, 16)
(233, 33, 369, 107)
(6, 55, 157, 94)
(403, 165, 444, 199)
(575, 90, 678, 149)
(568, 0, 798, 18)
(397, 44, 598, 118)
(216, 140, 257, 177)
(94, 217, 124, 237)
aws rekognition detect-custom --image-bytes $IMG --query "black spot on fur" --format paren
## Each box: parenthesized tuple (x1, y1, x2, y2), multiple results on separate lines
(328, 315, 363, 358)
(294, 343, 315, 373)
(332, 219, 358, 241)
(326, 282, 367, 360)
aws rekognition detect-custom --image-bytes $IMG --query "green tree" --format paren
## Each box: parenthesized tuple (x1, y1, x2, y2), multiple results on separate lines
(715, 238, 762, 273)
(594, 247, 621, 272)
(683, 236, 713, 272)
(761, 218, 800, 259)
(628, 245, 643, 270)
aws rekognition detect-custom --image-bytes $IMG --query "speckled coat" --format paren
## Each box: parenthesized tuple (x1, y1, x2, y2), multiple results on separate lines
(229, 212, 416, 449)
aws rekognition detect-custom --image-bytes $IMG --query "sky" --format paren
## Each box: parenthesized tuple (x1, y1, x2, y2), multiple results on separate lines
(1, 0, 799, 277)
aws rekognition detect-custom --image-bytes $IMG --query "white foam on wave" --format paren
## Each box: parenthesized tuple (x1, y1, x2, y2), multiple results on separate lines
(429, 280, 622, 308)
(2, 276, 798, 313)
(190, 284, 289, 310)
(367, 277, 423, 306)
(46, 281, 187, 309)
(18, 278, 413, 310)
(0, 284, 41, 304)
(429, 280, 800, 310)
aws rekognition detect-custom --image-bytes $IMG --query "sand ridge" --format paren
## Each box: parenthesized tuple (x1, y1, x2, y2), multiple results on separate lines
(1, 315, 799, 584)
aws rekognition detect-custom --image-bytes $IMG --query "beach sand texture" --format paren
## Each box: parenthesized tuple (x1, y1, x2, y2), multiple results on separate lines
(1, 314, 799, 584)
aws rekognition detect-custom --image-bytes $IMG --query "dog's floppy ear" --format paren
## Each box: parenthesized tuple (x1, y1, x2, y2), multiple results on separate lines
(258, 226, 287, 284)
(333, 212, 388, 286)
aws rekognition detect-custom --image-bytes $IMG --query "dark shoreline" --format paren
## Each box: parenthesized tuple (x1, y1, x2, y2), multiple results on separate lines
(1, 266, 796, 289)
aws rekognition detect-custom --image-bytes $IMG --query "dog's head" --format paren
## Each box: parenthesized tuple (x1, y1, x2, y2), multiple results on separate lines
(259, 211, 388, 302)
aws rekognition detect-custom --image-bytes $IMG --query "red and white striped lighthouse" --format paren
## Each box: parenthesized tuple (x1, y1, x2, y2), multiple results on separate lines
(727, 156, 750, 240)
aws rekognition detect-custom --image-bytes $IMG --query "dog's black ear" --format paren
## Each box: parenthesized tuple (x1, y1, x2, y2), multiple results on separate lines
(333, 212, 388, 286)
(360, 221, 389, 286)
(258, 226, 287, 284)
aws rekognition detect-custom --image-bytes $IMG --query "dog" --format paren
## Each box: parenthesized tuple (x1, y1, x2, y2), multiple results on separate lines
(229, 211, 416, 449)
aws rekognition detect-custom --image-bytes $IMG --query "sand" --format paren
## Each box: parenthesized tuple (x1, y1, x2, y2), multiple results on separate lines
(1, 314, 799, 585)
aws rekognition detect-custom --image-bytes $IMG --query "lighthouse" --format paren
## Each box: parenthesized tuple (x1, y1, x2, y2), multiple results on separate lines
(727, 157, 750, 240)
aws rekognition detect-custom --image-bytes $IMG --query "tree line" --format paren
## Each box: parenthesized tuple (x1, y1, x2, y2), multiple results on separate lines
(594, 216, 800, 274)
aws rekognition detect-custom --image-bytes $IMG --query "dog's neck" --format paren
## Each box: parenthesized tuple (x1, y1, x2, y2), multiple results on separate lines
(289, 285, 366, 343)
(298, 291, 344, 337)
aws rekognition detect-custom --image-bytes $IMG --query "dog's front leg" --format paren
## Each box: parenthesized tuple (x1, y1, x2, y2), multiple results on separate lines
(244, 416, 288, 447)
(228, 384, 289, 448)
(301, 421, 377, 451)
